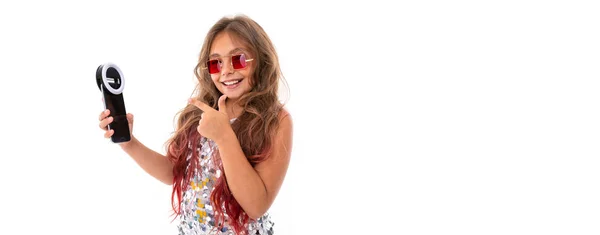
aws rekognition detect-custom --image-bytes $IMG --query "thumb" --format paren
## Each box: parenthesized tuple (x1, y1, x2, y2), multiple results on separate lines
(218, 95, 228, 114)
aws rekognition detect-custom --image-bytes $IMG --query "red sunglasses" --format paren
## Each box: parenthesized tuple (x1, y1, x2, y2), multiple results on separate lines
(203, 54, 254, 74)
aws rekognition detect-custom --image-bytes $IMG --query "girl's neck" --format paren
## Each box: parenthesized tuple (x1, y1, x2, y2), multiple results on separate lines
(225, 98, 244, 119)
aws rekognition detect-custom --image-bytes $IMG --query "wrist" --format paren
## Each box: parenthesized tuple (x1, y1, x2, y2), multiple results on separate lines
(119, 136, 138, 151)
(215, 127, 236, 146)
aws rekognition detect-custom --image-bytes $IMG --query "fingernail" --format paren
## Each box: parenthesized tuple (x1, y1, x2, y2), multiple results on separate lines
(105, 110, 109, 113)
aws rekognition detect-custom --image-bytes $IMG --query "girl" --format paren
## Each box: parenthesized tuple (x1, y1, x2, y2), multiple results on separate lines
(98, 14, 293, 235)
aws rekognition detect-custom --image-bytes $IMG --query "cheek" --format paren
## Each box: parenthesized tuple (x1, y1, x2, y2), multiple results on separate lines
(245, 76, 254, 89)
(210, 75, 223, 90)
(210, 75, 220, 85)
(242, 69, 254, 88)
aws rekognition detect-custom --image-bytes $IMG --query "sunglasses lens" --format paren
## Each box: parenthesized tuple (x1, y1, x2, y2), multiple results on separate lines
(207, 60, 220, 74)
(232, 54, 247, 69)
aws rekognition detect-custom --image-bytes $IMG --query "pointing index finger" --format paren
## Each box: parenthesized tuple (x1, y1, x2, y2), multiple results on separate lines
(188, 98, 210, 111)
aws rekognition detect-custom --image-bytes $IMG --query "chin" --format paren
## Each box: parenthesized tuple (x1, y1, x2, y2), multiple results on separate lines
(223, 93, 241, 99)
(219, 88, 250, 100)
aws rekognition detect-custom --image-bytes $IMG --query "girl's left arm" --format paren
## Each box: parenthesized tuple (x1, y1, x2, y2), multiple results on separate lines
(215, 112, 293, 219)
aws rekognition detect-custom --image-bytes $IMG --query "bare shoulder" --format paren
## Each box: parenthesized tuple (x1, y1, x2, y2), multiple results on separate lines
(277, 106, 293, 133)
(267, 106, 292, 160)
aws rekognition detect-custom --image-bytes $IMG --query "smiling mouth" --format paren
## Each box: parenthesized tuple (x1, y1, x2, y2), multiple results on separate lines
(222, 79, 242, 86)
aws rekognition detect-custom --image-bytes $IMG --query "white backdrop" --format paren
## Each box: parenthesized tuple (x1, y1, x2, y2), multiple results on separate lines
(1, 0, 599, 234)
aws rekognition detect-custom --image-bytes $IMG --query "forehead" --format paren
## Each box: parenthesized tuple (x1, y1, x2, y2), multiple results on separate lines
(209, 31, 249, 58)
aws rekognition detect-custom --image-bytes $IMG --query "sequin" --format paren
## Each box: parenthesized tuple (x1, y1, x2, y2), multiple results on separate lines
(177, 119, 275, 235)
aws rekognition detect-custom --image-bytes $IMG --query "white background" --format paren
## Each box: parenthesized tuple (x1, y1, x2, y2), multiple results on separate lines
(1, 0, 599, 234)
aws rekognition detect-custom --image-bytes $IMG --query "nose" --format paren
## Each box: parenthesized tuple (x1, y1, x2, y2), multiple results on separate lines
(220, 58, 234, 76)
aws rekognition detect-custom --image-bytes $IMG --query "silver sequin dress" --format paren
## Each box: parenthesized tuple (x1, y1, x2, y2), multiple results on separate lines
(177, 120, 275, 235)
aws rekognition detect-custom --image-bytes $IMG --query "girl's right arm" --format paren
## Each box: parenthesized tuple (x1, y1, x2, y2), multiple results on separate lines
(120, 136, 174, 185)
(99, 109, 174, 185)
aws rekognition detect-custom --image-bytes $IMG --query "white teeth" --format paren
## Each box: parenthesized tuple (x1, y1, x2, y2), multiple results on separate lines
(223, 80, 241, 86)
